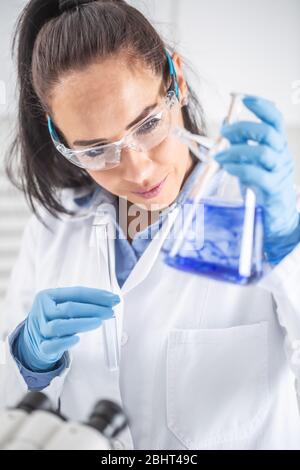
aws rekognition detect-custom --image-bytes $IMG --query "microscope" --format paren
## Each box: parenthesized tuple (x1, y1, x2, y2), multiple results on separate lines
(0, 392, 127, 450)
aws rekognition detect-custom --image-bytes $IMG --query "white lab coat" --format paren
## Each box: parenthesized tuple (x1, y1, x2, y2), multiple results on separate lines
(1, 185, 300, 450)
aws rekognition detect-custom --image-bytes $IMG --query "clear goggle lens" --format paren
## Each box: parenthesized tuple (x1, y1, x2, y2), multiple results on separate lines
(49, 92, 178, 171)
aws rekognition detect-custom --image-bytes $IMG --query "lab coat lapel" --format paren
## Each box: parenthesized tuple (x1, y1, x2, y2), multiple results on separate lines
(89, 197, 180, 296)
(88, 200, 180, 351)
(121, 205, 180, 296)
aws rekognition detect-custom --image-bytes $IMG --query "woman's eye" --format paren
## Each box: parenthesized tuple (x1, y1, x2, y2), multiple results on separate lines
(85, 147, 105, 158)
(137, 117, 161, 136)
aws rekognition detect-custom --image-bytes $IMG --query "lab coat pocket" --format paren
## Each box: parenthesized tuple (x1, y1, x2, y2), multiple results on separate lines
(166, 322, 269, 449)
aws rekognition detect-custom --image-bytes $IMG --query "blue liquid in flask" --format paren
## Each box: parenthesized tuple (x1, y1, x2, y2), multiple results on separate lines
(163, 199, 264, 285)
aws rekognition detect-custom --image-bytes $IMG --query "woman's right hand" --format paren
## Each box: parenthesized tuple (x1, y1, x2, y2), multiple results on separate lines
(15, 287, 120, 372)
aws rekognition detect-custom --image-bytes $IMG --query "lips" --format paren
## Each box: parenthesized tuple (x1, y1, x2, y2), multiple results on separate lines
(132, 176, 168, 199)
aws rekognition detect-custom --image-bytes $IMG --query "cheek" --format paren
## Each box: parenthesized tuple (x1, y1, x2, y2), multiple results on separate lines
(148, 133, 186, 166)
(150, 133, 190, 177)
(87, 169, 122, 195)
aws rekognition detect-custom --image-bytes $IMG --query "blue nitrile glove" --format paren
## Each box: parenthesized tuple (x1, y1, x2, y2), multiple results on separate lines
(15, 287, 120, 372)
(214, 95, 300, 265)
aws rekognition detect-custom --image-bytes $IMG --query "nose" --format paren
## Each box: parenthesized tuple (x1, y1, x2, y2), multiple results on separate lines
(120, 147, 154, 186)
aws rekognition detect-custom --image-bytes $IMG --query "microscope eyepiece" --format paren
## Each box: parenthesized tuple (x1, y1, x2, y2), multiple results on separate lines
(88, 400, 127, 439)
(15, 392, 53, 414)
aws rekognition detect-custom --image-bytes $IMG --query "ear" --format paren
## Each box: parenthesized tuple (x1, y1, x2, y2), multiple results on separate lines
(172, 52, 189, 106)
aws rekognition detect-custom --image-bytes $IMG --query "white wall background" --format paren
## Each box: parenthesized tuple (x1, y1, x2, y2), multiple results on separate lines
(0, 0, 299, 305)
(132, 0, 300, 175)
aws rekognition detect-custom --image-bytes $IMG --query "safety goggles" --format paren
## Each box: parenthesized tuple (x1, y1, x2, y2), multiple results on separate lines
(47, 51, 180, 171)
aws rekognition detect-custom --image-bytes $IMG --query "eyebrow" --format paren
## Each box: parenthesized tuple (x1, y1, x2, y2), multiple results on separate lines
(72, 102, 158, 147)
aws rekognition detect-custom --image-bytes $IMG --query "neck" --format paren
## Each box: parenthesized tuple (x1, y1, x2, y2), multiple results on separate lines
(118, 198, 162, 244)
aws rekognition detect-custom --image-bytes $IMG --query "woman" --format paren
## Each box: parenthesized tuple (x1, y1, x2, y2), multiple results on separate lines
(1, 0, 300, 450)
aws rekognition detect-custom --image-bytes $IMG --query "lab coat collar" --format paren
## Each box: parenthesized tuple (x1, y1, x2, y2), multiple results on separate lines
(89, 196, 180, 296)
(56, 185, 116, 222)
(61, 157, 207, 295)
(88, 158, 207, 296)
(120, 204, 180, 295)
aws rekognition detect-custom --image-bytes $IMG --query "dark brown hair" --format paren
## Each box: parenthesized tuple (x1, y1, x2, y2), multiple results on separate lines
(6, 0, 206, 221)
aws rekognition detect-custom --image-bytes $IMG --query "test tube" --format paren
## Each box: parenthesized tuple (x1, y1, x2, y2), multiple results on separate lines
(94, 215, 120, 371)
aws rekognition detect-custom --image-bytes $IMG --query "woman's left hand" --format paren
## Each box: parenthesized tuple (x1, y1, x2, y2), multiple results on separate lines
(214, 95, 300, 265)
